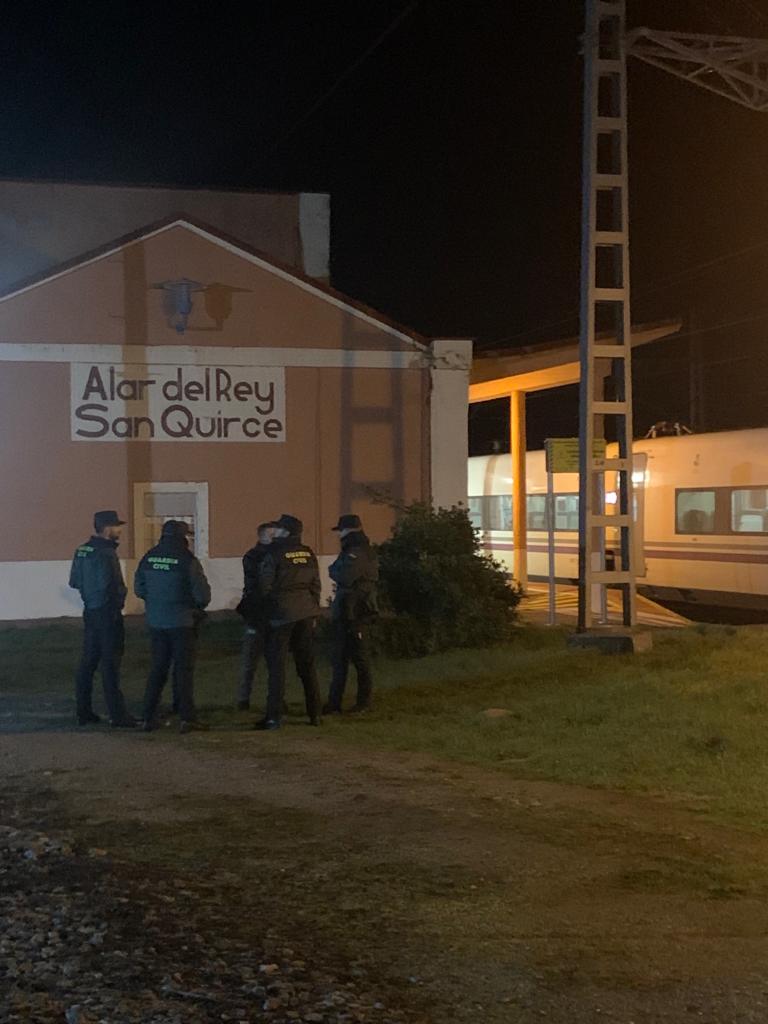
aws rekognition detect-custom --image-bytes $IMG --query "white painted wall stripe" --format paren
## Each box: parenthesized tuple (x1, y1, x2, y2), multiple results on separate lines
(0, 556, 335, 622)
(0, 342, 430, 370)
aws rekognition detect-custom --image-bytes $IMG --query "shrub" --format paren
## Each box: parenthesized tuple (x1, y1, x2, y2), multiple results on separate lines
(374, 502, 521, 657)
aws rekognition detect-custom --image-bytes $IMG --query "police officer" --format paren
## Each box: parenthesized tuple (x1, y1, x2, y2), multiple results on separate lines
(235, 521, 276, 711)
(134, 520, 212, 734)
(69, 510, 135, 728)
(255, 513, 322, 731)
(324, 514, 379, 715)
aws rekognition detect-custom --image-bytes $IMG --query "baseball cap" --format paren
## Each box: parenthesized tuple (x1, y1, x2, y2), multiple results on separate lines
(94, 510, 125, 531)
(161, 519, 193, 538)
(273, 513, 303, 535)
(332, 514, 362, 531)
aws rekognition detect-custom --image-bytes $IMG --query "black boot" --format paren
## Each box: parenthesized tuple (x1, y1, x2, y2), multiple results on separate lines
(179, 720, 210, 734)
(253, 718, 281, 731)
(77, 711, 101, 726)
(110, 716, 137, 729)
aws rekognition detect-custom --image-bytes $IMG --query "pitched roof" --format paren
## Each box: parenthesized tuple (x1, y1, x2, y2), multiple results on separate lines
(0, 213, 429, 351)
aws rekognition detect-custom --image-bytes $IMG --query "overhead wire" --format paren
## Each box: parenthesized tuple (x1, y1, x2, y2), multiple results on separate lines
(484, 1, 768, 349)
(264, 0, 768, 357)
(700, 0, 738, 34)
(731, 0, 768, 32)
(266, 1, 419, 155)
(483, 232, 768, 350)
(650, 305, 768, 346)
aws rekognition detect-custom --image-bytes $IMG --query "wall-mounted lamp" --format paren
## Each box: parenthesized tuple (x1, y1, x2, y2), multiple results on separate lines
(153, 278, 205, 334)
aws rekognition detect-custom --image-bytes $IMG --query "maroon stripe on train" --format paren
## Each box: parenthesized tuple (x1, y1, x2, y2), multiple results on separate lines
(645, 549, 768, 565)
(480, 542, 768, 565)
(481, 543, 578, 554)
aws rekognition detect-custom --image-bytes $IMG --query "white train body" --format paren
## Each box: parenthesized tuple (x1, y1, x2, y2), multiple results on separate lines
(467, 428, 768, 610)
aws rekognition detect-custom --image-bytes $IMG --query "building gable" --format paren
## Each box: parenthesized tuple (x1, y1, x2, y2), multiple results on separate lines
(0, 219, 426, 354)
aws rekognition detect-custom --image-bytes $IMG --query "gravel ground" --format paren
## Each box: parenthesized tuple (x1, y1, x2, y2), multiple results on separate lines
(7, 728, 768, 1023)
(0, 813, 422, 1024)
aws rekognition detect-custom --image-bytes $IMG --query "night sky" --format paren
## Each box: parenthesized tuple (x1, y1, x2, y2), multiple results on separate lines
(2, 0, 768, 449)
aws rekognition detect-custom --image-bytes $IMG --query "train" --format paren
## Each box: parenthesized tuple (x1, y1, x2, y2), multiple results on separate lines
(467, 427, 768, 613)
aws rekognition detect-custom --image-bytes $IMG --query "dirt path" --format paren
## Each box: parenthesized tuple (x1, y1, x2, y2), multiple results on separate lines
(4, 727, 768, 1022)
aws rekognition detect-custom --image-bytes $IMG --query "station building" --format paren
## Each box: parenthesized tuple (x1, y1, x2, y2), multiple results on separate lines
(0, 183, 471, 619)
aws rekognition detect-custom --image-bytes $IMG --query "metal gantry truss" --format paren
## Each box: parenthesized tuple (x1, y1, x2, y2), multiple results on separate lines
(578, 0, 768, 633)
(627, 28, 768, 112)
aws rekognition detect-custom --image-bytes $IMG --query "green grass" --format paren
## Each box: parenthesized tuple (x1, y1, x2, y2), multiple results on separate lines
(5, 618, 768, 828)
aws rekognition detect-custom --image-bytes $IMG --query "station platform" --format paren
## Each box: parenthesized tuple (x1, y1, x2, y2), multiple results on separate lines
(520, 582, 691, 628)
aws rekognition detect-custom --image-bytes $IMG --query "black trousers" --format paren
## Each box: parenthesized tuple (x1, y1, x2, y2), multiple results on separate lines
(238, 624, 266, 704)
(142, 628, 197, 723)
(264, 619, 321, 723)
(75, 607, 129, 722)
(328, 620, 373, 710)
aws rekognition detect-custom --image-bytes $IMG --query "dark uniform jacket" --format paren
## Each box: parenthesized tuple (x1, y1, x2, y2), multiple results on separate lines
(236, 542, 272, 626)
(69, 536, 127, 612)
(134, 537, 211, 630)
(329, 531, 379, 624)
(259, 534, 321, 626)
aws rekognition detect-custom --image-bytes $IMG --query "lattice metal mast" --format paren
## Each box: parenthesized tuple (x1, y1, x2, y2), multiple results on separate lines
(579, 0, 635, 631)
(578, 2, 768, 633)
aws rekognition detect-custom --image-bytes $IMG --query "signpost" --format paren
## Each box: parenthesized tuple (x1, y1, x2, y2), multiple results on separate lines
(545, 437, 606, 625)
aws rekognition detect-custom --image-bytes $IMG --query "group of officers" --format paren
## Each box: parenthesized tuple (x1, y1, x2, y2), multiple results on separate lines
(69, 509, 379, 734)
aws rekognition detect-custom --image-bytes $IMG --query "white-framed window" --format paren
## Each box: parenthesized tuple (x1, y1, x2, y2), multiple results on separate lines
(675, 489, 716, 535)
(133, 482, 209, 558)
(731, 488, 768, 534)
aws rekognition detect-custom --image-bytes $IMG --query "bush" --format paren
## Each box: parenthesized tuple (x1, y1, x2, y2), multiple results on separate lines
(374, 502, 521, 657)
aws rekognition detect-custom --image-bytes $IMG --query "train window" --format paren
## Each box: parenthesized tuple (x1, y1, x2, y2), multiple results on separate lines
(525, 494, 579, 531)
(467, 495, 512, 531)
(527, 495, 547, 530)
(731, 489, 768, 533)
(470, 494, 583, 532)
(467, 497, 483, 531)
(488, 495, 512, 531)
(555, 494, 579, 530)
(676, 490, 716, 534)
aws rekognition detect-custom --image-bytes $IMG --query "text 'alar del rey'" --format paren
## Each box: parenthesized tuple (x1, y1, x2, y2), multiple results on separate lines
(70, 363, 286, 443)
(80, 365, 277, 411)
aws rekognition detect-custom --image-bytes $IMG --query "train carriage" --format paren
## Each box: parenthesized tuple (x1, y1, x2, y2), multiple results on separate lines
(467, 428, 768, 611)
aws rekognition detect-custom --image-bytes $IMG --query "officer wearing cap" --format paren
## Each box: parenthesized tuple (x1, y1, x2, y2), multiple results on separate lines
(134, 520, 211, 734)
(255, 513, 322, 730)
(69, 510, 135, 727)
(324, 514, 379, 715)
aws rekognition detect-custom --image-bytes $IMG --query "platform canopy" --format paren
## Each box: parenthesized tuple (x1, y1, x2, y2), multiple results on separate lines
(468, 318, 682, 588)
(470, 318, 681, 400)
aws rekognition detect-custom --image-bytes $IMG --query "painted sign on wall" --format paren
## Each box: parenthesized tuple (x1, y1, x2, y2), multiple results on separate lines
(70, 363, 286, 442)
